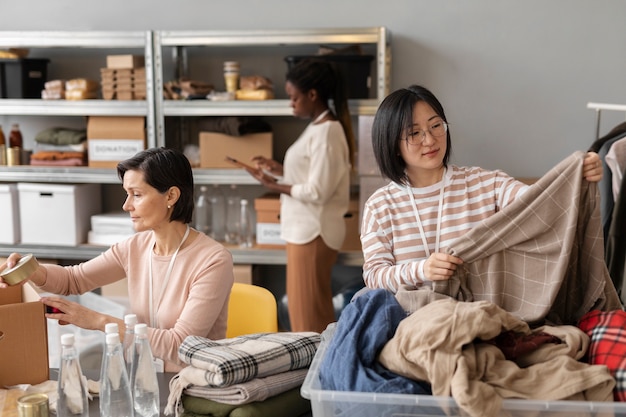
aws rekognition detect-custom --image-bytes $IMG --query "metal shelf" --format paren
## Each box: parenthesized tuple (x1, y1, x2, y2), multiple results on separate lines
(0, 99, 150, 116)
(153, 27, 390, 145)
(0, 166, 119, 184)
(0, 244, 363, 266)
(162, 99, 380, 117)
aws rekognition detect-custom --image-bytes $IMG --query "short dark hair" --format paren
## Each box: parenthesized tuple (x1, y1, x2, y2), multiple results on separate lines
(117, 147, 194, 223)
(372, 85, 451, 185)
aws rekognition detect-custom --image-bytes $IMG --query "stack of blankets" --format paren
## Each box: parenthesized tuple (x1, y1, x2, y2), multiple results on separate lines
(30, 127, 87, 166)
(165, 332, 320, 417)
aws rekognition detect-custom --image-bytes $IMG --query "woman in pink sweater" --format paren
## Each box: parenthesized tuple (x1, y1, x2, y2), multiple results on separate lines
(1, 147, 234, 371)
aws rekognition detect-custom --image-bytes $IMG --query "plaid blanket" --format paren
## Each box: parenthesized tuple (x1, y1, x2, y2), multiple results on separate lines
(165, 332, 319, 416)
(578, 309, 626, 401)
(426, 151, 622, 325)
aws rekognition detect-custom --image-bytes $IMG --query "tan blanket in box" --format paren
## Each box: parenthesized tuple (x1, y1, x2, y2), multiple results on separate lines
(395, 150, 622, 325)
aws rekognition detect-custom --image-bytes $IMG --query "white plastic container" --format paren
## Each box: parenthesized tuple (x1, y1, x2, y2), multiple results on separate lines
(301, 325, 626, 417)
(18, 183, 101, 246)
(0, 183, 20, 244)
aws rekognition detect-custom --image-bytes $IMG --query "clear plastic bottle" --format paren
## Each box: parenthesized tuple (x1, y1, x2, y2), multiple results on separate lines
(225, 185, 241, 245)
(209, 184, 226, 242)
(239, 199, 254, 248)
(100, 333, 133, 417)
(130, 323, 159, 417)
(57, 333, 90, 417)
(122, 314, 137, 376)
(100, 323, 119, 384)
(194, 185, 211, 236)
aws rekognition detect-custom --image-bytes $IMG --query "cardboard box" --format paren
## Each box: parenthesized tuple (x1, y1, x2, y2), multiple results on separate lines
(254, 194, 285, 249)
(18, 183, 102, 246)
(199, 131, 272, 169)
(0, 283, 49, 386)
(0, 184, 20, 244)
(106, 54, 145, 69)
(253, 194, 361, 251)
(87, 116, 146, 168)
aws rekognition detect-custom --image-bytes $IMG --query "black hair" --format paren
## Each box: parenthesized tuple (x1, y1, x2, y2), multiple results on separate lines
(371, 85, 451, 185)
(117, 147, 194, 223)
(286, 58, 356, 165)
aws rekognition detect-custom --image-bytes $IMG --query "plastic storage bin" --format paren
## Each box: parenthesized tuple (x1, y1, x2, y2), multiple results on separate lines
(17, 183, 101, 246)
(0, 183, 20, 244)
(301, 325, 626, 417)
(0, 58, 50, 98)
(285, 55, 374, 99)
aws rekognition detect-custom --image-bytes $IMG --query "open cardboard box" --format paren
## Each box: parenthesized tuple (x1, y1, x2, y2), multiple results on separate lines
(0, 283, 49, 387)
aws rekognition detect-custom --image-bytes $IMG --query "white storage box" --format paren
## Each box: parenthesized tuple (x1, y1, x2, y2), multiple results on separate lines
(0, 184, 20, 244)
(301, 325, 626, 417)
(18, 183, 102, 246)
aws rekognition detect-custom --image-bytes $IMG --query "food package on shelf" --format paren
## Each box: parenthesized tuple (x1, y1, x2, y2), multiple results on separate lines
(236, 75, 274, 100)
(65, 78, 100, 100)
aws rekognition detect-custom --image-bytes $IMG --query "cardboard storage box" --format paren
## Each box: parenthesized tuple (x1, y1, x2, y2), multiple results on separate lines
(254, 194, 361, 251)
(18, 183, 102, 246)
(0, 183, 20, 244)
(199, 132, 272, 169)
(0, 58, 50, 98)
(106, 54, 145, 69)
(87, 116, 146, 168)
(0, 283, 49, 387)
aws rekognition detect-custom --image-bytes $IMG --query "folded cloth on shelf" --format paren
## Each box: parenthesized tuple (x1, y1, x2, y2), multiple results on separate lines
(395, 151, 622, 325)
(179, 386, 311, 417)
(34, 127, 86, 146)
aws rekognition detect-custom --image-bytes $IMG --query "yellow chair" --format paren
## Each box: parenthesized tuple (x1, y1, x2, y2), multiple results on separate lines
(226, 282, 279, 338)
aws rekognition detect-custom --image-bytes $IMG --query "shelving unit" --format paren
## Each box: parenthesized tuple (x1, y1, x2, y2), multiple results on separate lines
(0, 28, 389, 265)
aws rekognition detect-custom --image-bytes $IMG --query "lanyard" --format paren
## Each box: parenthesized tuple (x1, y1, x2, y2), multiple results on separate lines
(148, 224, 190, 328)
(407, 170, 446, 257)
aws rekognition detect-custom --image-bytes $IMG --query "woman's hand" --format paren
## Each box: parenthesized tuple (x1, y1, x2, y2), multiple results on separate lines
(0, 253, 45, 288)
(424, 253, 463, 281)
(251, 156, 283, 177)
(583, 152, 603, 182)
(41, 296, 109, 329)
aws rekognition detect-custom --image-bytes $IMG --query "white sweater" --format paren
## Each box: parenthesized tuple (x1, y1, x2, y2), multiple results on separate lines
(280, 120, 350, 249)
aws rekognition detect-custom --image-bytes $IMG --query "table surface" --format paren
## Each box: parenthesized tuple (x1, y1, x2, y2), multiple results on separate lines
(50, 369, 175, 417)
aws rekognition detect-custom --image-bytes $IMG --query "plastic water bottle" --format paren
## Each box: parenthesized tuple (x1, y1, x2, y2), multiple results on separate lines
(239, 199, 254, 248)
(209, 184, 226, 242)
(225, 185, 241, 245)
(57, 333, 89, 417)
(195, 185, 211, 235)
(100, 323, 119, 384)
(130, 323, 159, 417)
(100, 333, 133, 417)
(122, 314, 137, 376)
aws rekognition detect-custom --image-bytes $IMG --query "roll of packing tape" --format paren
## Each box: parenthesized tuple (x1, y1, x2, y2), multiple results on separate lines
(0, 254, 38, 286)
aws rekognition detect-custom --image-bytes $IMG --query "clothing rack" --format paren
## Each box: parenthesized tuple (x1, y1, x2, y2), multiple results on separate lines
(587, 102, 626, 139)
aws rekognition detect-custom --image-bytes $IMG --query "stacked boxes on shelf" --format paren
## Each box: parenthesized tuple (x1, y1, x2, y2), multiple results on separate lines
(101, 54, 146, 100)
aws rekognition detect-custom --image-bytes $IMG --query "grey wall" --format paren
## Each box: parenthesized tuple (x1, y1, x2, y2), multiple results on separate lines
(4, 0, 626, 177)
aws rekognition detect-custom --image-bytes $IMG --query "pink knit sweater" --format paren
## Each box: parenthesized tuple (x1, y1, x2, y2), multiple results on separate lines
(40, 230, 234, 372)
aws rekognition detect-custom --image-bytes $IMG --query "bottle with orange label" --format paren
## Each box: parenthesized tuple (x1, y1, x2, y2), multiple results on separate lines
(9, 123, 22, 148)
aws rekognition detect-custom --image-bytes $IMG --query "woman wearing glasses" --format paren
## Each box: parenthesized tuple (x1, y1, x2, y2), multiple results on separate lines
(361, 85, 603, 292)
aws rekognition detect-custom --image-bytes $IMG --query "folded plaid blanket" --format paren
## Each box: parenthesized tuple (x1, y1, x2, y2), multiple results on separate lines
(165, 332, 319, 415)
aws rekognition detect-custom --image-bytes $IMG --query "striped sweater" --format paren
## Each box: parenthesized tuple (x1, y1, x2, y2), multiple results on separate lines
(361, 166, 528, 292)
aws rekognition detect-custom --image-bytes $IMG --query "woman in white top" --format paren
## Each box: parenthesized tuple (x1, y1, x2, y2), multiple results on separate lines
(245, 59, 355, 332)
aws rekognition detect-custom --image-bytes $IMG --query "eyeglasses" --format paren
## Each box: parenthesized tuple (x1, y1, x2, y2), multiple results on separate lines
(404, 120, 449, 145)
